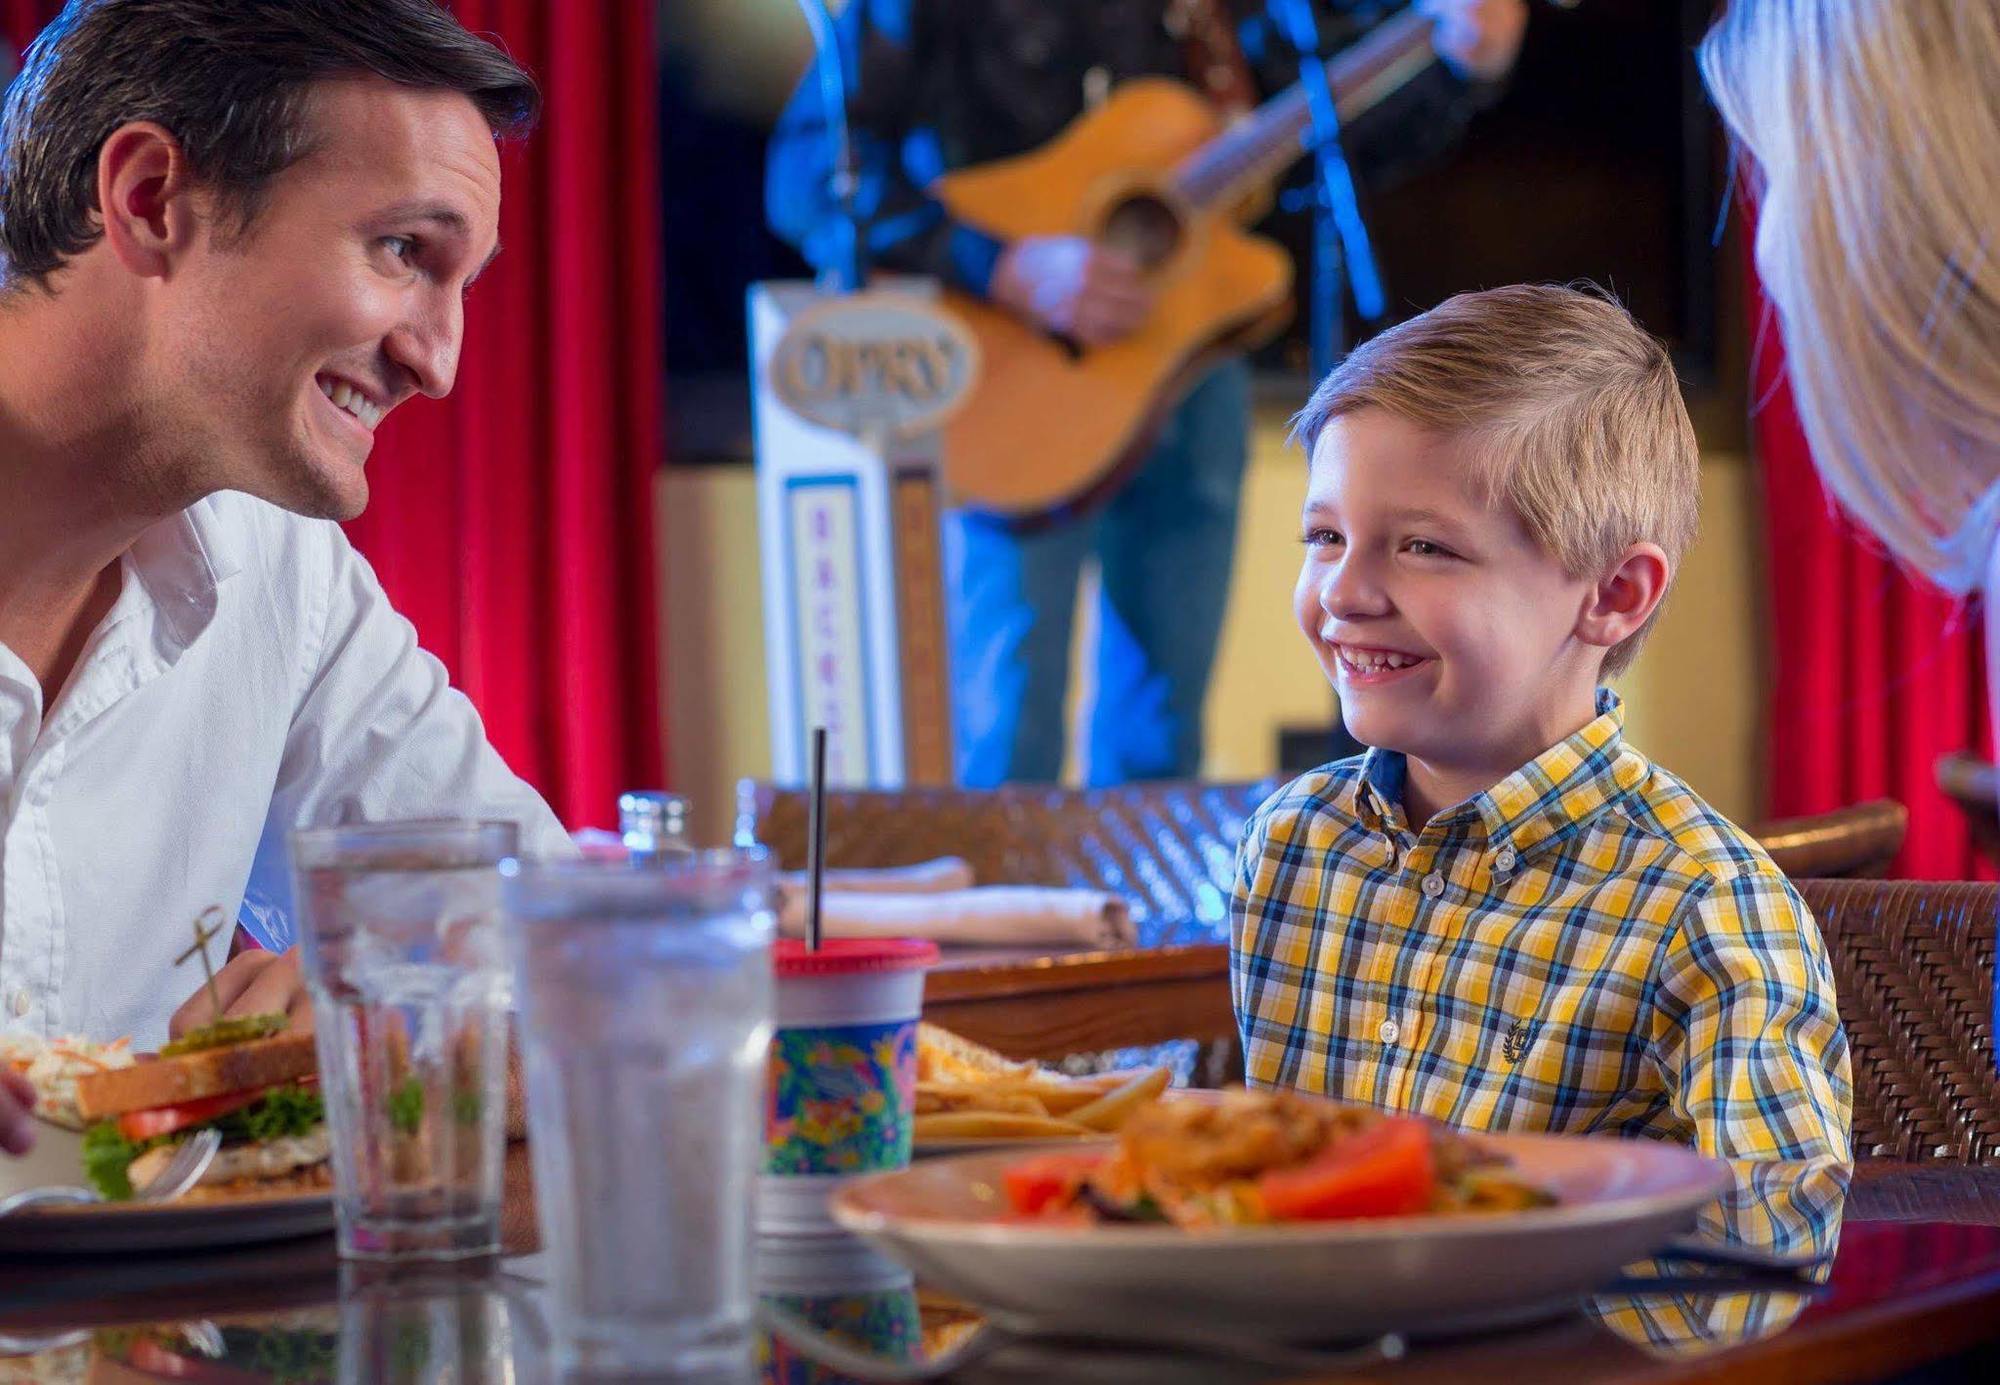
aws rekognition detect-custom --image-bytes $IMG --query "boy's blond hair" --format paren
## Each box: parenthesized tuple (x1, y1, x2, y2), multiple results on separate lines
(1291, 283, 1699, 676)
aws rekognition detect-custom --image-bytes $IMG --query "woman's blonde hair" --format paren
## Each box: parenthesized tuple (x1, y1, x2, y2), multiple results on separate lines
(1700, 0, 2000, 592)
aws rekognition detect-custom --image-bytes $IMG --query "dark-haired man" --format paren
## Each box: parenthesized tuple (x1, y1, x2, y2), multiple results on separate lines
(0, 0, 569, 1155)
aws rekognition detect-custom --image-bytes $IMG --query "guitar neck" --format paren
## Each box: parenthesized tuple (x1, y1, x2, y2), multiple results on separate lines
(1175, 6, 1438, 210)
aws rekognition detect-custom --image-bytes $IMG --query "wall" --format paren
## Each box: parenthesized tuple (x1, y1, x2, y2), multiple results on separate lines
(658, 420, 1766, 842)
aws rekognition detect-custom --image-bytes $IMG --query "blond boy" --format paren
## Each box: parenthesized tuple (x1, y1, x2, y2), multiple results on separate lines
(1231, 285, 1851, 1259)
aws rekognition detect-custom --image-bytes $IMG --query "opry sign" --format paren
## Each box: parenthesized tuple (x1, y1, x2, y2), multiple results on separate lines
(749, 279, 969, 790)
(767, 291, 980, 441)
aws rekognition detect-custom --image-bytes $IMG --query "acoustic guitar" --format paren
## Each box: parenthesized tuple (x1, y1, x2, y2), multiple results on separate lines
(933, 4, 1457, 520)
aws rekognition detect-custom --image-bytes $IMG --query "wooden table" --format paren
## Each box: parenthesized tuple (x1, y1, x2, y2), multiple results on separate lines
(926, 942, 1235, 1058)
(3, 1161, 1997, 1382)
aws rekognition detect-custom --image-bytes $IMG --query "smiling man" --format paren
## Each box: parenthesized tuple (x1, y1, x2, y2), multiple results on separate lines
(0, 0, 569, 1151)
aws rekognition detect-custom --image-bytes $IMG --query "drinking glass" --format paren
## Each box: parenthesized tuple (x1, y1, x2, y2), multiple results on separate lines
(337, 1261, 548, 1383)
(501, 849, 775, 1379)
(291, 819, 518, 1261)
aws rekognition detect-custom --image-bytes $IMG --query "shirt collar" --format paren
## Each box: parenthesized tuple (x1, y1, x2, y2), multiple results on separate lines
(124, 496, 245, 656)
(1353, 688, 1646, 856)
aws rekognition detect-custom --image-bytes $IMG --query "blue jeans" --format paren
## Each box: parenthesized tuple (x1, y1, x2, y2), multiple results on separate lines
(948, 359, 1253, 785)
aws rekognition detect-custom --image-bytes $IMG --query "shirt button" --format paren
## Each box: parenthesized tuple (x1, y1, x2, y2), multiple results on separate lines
(9, 990, 29, 1018)
(1379, 1018, 1401, 1045)
(1494, 847, 1518, 873)
(1421, 872, 1445, 898)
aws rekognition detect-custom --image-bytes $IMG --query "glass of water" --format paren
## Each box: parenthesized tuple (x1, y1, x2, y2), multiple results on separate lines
(291, 819, 518, 1261)
(500, 849, 775, 1380)
(338, 1261, 548, 1383)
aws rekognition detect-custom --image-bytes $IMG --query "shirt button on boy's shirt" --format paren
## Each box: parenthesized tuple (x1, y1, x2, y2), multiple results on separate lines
(1494, 847, 1518, 873)
(1421, 872, 1445, 898)
(1379, 1018, 1401, 1044)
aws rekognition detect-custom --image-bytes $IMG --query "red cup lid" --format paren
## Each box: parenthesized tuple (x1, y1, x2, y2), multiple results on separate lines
(773, 937, 941, 977)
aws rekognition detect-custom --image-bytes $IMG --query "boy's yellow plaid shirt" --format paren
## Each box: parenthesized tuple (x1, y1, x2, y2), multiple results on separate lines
(1231, 690, 1852, 1258)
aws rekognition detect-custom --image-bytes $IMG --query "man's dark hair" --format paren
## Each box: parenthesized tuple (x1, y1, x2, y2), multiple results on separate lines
(0, 0, 539, 288)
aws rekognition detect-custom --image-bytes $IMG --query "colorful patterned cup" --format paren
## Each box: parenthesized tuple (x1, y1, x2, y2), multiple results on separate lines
(759, 938, 939, 1235)
(756, 1233, 923, 1384)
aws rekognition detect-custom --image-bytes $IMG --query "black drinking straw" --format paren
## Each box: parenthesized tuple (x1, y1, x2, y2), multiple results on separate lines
(806, 726, 829, 952)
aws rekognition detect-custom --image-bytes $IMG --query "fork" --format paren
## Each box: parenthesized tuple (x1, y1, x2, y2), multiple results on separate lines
(0, 1127, 222, 1217)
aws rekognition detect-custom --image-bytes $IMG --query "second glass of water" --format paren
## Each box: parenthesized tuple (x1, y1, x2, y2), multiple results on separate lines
(501, 849, 775, 1380)
(291, 819, 518, 1261)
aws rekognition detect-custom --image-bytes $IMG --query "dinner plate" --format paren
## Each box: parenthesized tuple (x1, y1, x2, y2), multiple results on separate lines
(0, 1189, 336, 1255)
(0, 1123, 334, 1254)
(832, 1131, 1732, 1342)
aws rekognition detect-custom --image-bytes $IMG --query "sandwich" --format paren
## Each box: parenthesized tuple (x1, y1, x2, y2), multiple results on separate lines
(74, 1016, 331, 1201)
(915, 1021, 1041, 1085)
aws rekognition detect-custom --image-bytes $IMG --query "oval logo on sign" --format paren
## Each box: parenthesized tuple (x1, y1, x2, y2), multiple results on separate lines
(768, 290, 980, 441)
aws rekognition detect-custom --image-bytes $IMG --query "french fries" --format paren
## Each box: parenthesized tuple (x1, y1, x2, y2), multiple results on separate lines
(912, 1112, 1095, 1140)
(1064, 1066, 1174, 1132)
(913, 1025, 1175, 1144)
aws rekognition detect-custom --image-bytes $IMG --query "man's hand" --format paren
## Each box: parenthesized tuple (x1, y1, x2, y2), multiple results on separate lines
(0, 1067, 35, 1157)
(989, 235, 1156, 347)
(1419, 0, 1529, 84)
(169, 948, 314, 1040)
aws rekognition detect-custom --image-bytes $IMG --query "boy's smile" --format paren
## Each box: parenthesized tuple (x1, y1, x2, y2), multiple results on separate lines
(1295, 408, 1610, 822)
(1327, 643, 1431, 683)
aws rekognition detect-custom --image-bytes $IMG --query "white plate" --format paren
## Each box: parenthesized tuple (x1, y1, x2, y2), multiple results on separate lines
(0, 1122, 333, 1254)
(832, 1131, 1731, 1342)
(0, 1190, 335, 1254)
(0, 1184, 334, 1256)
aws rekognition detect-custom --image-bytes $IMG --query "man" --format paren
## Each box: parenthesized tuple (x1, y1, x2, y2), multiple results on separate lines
(0, 0, 571, 1157)
(769, 0, 1527, 787)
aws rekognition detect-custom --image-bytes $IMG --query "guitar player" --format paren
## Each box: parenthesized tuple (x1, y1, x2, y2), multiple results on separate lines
(768, 0, 1527, 787)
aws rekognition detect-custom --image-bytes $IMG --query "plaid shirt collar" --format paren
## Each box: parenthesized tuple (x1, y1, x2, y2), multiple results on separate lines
(1348, 688, 1646, 862)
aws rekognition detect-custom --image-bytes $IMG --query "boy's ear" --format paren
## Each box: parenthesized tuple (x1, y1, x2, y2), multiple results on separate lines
(95, 122, 202, 281)
(1575, 542, 1671, 653)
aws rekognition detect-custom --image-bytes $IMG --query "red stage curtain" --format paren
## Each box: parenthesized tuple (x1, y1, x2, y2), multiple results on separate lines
(2, 2, 666, 832)
(0, 0, 47, 53)
(1749, 261, 1993, 880)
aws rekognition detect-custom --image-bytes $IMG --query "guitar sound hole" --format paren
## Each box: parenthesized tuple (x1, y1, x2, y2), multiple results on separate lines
(1098, 193, 1183, 272)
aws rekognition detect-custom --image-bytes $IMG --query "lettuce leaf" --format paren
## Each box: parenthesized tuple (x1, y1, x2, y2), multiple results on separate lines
(79, 1083, 326, 1200)
(222, 1084, 326, 1143)
(81, 1121, 145, 1200)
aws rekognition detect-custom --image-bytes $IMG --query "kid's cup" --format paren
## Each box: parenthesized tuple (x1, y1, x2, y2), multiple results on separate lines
(759, 938, 940, 1235)
(756, 1233, 923, 1384)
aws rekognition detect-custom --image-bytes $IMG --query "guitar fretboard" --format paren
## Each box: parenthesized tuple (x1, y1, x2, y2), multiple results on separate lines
(1174, 7, 1438, 210)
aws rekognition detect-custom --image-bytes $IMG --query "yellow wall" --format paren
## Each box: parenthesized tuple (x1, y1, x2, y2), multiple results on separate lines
(657, 467, 770, 843)
(658, 425, 1766, 841)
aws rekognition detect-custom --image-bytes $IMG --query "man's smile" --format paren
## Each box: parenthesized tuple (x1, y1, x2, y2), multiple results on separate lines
(315, 372, 387, 431)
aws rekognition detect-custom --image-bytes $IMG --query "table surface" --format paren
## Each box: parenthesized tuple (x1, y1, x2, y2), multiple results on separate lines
(2, 1157, 1997, 1383)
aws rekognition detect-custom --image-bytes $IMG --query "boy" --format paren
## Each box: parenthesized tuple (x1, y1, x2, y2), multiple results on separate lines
(1231, 285, 1851, 1261)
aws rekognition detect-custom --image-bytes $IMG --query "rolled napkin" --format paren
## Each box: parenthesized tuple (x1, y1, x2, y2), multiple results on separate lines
(779, 856, 976, 896)
(775, 886, 1135, 948)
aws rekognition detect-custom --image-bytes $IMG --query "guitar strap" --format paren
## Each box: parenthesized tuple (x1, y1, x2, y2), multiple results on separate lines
(1168, 0, 1258, 116)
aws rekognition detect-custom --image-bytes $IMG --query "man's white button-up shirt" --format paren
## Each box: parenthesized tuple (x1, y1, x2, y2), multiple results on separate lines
(0, 492, 569, 1047)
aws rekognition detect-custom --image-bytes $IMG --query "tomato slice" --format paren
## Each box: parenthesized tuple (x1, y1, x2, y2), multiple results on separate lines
(116, 1087, 265, 1143)
(1256, 1116, 1437, 1221)
(1002, 1151, 1105, 1217)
